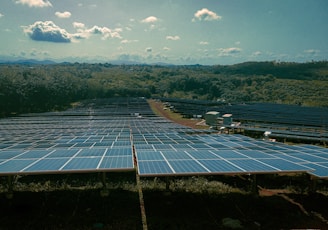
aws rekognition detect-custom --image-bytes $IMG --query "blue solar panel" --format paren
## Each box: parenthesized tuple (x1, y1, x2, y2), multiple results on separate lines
(302, 163, 328, 177)
(313, 153, 328, 160)
(0, 150, 24, 160)
(136, 151, 165, 161)
(235, 150, 275, 159)
(168, 160, 209, 174)
(24, 158, 68, 172)
(186, 150, 218, 160)
(62, 157, 101, 170)
(228, 159, 277, 172)
(17, 150, 52, 159)
(0, 159, 35, 173)
(275, 154, 308, 163)
(212, 150, 248, 159)
(73, 142, 95, 148)
(77, 148, 106, 157)
(46, 149, 79, 158)
(170, 144, 192, 149)
(99, 156, 133, 169)
(199, 159, 244, 173)
(138, 161, 173, 175)
(161, 151, 193, 160)
(106, 147, 131, 156)
(152, 144, 175, 150)
(258, 158, 313, 172)
(286, 153, 327, 163)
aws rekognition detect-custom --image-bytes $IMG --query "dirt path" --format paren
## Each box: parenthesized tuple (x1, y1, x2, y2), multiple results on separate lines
(147, 99, 207, 129)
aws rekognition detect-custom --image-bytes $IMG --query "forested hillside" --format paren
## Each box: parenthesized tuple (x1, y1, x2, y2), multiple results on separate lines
(1, 61, 328, 116)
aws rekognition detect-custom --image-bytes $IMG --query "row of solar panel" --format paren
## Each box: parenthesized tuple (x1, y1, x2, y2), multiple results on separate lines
(0, 147, 133, 174)
(1, 98, 328, 178)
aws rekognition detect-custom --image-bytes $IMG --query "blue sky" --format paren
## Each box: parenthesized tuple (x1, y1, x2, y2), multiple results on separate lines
(0, 0, 327, 65)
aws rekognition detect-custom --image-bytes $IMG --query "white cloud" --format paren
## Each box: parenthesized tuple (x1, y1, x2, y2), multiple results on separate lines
(71, 23, 123, 40)
(252, 51, 262, 56)
(73, 22, 85, 29)
(141, 16, 158, 23)
(84, 26, 122, 40)
(16, 0, 52, 8)
(0, 13, 4, 18)
(145, 47, 152, 52)
(163, 47, 171, 51)
(304, 49, 320, 55)
(193, 8, 221, 22)
(121, 39, 138, 44)
(199, 41, 209, 45)
(23, 21, 71, 43)
(218, 47, 242, 56)
(23, 21, 122, 43)
(55, 11, 71, 19)
(166, 35, 180, 41)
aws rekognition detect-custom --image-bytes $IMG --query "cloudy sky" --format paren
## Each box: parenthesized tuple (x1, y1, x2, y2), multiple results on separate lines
(0, 0, 327, 65)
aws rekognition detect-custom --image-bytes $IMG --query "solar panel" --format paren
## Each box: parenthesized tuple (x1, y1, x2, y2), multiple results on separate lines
(199, 159, 244, 173)
(227, 159, 278, 172)
(0, 97, 326, 178)
(24, 158, 68, 172)
(302, 163, 328, 177)
(137, 161, 173, 175)
(186, 150, 218, 160)
(0, 159, 36, 173)
(161, 151, 193, 160)
(258, 159, 311, 172)
(98, 156, 133, 169)
(136, 151, 165, 161)
(16, 150, 53, 159)
(62, 157, 102, 171)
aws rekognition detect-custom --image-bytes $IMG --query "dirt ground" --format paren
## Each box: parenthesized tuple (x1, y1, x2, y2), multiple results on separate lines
(1, 186, 328, 229)
(147, 99, 206, 129)
(1, 173, 328, 229)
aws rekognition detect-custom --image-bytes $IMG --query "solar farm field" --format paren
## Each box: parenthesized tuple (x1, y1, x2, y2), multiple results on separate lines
(1, 97, 328, 229)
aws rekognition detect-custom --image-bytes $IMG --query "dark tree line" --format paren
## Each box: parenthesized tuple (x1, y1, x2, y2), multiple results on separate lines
(1, 61, 328, 117)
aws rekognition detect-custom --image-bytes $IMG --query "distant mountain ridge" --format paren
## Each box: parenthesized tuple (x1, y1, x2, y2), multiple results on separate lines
(0, 58, 172, 66)
(0, 59, 57, 65)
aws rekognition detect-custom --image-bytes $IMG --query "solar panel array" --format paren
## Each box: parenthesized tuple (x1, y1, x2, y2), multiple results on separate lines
(0, 106, 135, 175)
(1, 98, 328, 178)
(134, 134, 314, 176)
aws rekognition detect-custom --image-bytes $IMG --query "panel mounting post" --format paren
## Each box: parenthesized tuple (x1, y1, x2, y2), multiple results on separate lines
(309, 175, 317, 194)
(165, 177, 170, 191)
(100, 172, 109, 197)
(250, 174, 259, 195)
(6, 175, 15, 199)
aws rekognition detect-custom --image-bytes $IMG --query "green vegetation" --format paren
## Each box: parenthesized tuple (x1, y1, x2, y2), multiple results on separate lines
(1, 61, 328, 116)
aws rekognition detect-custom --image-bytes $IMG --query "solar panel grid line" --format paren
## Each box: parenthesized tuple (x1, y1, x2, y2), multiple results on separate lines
(20, 149, 56, 172)
(183, 150, 211, 173)
(214, 157, 247, 173)
(301, 163, 328, 177)
(159, 151, 176, 174)
(58, 149, 83, 171)
(96, 147, 109, 169)
(265, 146, 328, 165)
(0, 150, 29, 161)
(227, 159, 279, 172)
